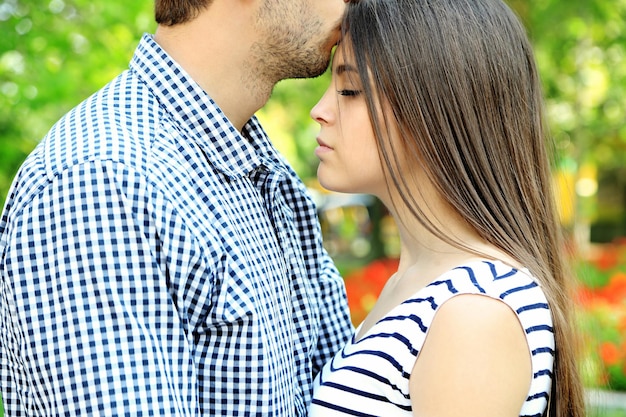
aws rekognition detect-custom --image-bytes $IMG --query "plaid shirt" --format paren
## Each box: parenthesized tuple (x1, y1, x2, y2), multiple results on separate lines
(0, 33, 353, 416)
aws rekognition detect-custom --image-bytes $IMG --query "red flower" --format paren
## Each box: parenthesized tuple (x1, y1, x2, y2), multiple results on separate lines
(344, 278, 369, 325)
(593, 247, 619, 271)
(597, 272, 626, 305)
(599, 342, 621, 367)
(574, 286, 596, 308)
(344, 258, 399, 325)
(618, 315, 626, 334)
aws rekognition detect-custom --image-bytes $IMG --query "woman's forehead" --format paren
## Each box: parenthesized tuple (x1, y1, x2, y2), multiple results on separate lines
(331, 43, 356, 70)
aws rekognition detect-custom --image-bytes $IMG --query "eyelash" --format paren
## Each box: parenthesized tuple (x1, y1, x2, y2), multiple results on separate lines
(337, 89, 362, 97)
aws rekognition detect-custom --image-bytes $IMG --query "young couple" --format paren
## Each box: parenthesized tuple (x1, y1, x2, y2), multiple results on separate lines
(0, 0, 584, 416)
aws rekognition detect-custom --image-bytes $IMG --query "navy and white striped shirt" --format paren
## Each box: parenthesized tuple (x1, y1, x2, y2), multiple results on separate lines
(310, 260, 554, 417)
(0, 33, 353, 416)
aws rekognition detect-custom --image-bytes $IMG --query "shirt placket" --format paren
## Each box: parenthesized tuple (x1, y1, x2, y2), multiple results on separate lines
(249, 165, 295, 259)
(248, 164, 303, 415)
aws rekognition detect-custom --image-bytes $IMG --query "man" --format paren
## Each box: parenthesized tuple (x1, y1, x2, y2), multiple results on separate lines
(0, 0, 353, 415)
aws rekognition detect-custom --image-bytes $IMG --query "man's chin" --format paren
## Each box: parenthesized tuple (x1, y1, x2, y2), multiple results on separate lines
(286, 57, 331, 80)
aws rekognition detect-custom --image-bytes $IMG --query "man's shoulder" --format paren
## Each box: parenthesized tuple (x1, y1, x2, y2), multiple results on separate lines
(44, 70, 163, 175)
(1, 71, 173, 214)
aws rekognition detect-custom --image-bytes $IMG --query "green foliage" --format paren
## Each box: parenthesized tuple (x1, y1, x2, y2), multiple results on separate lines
(578, 261, 613, 289)
(0, 0, 154, 208)
(525, 0, 626, 170)
(588, 409, 626, 417)
(258, 74, 330, 181)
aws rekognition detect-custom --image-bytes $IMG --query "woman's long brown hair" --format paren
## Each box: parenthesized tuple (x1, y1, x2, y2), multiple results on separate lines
(342, 0, 585, 415)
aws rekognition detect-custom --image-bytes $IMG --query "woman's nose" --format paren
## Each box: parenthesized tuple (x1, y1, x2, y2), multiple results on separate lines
(310, 90, 332, 125)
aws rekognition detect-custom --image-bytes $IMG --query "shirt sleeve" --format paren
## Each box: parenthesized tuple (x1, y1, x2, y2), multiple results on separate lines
(1, 160, 202, 416)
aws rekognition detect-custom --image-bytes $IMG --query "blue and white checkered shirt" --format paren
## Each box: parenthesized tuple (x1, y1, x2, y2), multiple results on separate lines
(0, 33, 353, 416)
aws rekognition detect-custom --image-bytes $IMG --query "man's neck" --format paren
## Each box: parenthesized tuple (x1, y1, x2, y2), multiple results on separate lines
(153, 3, 271, 131)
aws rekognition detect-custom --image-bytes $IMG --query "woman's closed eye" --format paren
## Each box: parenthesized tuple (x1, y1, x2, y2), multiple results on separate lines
(337, 89, 362, 97)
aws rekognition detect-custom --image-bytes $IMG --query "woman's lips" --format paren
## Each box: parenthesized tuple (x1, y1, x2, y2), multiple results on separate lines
(315, 138, 333, 157)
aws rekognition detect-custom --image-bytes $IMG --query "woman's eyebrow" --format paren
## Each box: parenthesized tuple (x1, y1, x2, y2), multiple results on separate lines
(335, 63, 357, 76)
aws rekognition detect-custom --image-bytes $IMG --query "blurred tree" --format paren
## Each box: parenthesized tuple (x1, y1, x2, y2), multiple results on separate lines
(523, 0, 626, 246)
(257, 75, 330, 182)
(0, 0, 154, 207)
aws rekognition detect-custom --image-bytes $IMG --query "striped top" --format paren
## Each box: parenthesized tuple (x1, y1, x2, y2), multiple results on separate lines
(309, 260, 554, 417)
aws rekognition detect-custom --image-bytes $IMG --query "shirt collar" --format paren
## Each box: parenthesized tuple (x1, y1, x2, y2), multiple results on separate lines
(130, 33, 280, 179)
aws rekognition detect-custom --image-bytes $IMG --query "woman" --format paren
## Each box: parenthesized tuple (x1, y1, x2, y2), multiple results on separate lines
(309, 0, 585, 416)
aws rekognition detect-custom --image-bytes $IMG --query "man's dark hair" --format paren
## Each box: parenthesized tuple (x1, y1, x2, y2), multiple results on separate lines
(155, 0, 212, 26)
